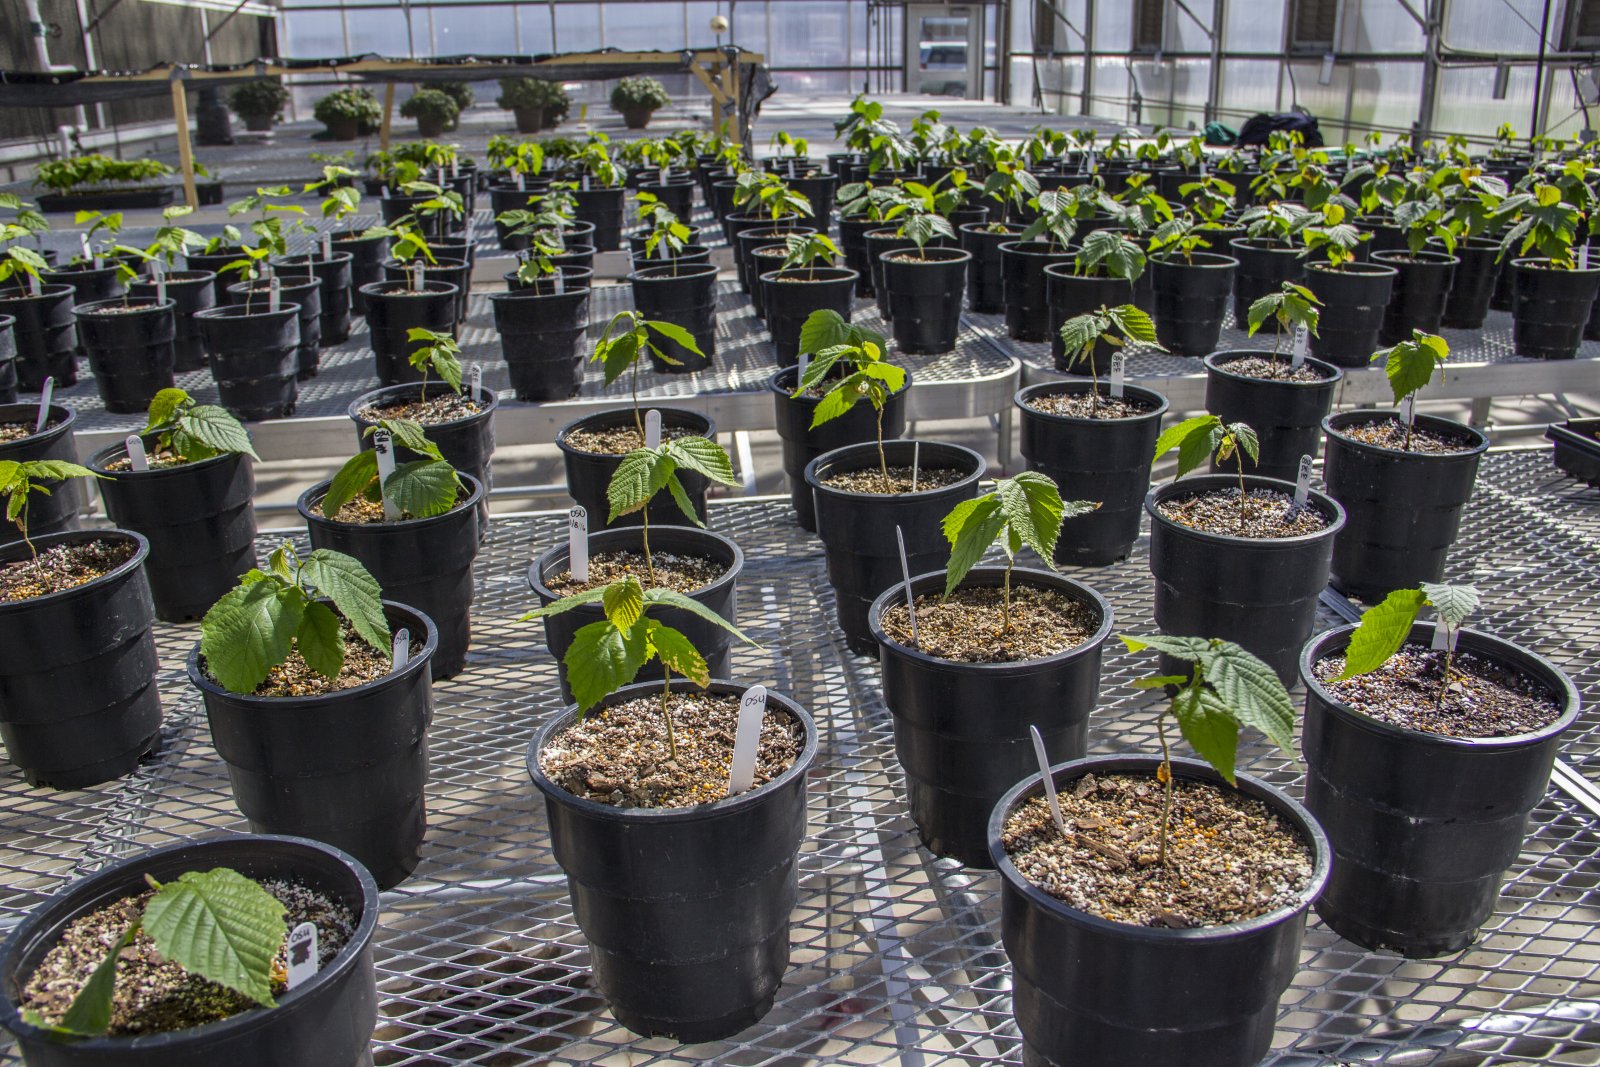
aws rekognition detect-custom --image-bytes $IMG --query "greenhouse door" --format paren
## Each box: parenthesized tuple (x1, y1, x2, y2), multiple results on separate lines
(905, 5, 982, 99)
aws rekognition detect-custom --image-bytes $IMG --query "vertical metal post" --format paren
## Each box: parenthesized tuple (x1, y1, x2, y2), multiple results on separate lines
(1412, 0, 1442, 152)
(379, 81, 396, 153)
(1081, 0, 1095, 114)
(171, 77, 199, 211)
(1207, 0, 1226, 123)
(1532, 0, 1552, 137)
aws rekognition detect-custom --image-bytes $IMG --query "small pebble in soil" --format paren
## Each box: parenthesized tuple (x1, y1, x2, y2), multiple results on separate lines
(540, 692, 804, 809)
(1335, 417, 1477, 455)
(1156, 487, 1330, 538)
(564, 424, 695, 455)
(546, 549, 726, 595)
(0, 418, 60, 444)
(359, 394, 482, 425)
(820, 464, 967, 495)
(1215, 355, 1330, 383)
(880, 585, 1098, 663)
(1002, 773, 1314, 928)
(0, 540, 134, 602)
(1314, 645, 1562, 738)
(1023, 392, 1157, 420)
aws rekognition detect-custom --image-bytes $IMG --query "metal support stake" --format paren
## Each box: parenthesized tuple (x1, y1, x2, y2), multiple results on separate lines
(379, 81, 396, 154)
(1413, 0, 1443, 153)
(170, 76, 199, 211)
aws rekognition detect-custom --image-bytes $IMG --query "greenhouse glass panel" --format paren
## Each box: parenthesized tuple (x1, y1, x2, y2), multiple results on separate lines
(282, 9, 347, 56)
(430, 6, 520, 56)
(554, 3, 603, 51)
(604, 2, 689, 51)
(346, 7, 418, 57)
(1224, 0, 1284, 52)
(771, 2, 850, 68)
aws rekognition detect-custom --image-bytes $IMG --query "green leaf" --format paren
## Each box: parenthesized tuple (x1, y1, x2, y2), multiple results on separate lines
(644, 319, 704, 358)
(798, 309, 851, 356)
(54, 923, 138, 1036)
(1120, 632, 1214, 661)
(1176, 420, 1223, 480)
(299, 550, 389, 653)
(607, 448, 664, 521)
(602, 576, 645, 636)
(943, 495, 1004, 596)
(143, 388, 189, 432)
(384, 459, 459, 519)
(179, 405, 258, 460)
(665, 436, 737, 486)
(377, 418, 443, 460)
(1171, 683, 1241, 786)
(664, 473, 703, 527)
(1338, 587, 1428, 679)
(1230, 422, 1260, 466)
(1421, 582, 1479, 628)
(200, 579, 305, 694)
(1104, 304, 1158, 345)
(1377, 333, 1447, 404)
(565, 618, 649, 713)
(21, 460, 101, 483)
(809, 373, 867, 427)
(642, 587, 757, 644)
(999, 471, 1066, 567)
(596, 330, 641, 385)
(1153, 414, 1220, 467)
(142, 868, 288, 1009)
(1200, 641, 1296, 754)
(1246, 293, 1277, 335)
(519, 585, 610, 620)
(645, 619, 709, 686)
(1131, 674, 1189, 689)
(295, 600, 345, 679)
(322, 450, 378, 519)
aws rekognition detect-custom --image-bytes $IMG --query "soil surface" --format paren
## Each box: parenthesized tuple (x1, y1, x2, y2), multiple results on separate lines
(359, 394, 482, 425)
(211, 623, 419, 698)
(325, 487, 469, 525)
(1314, 645, 1563, 738)
(0, 540, 134, 602)
(880, 585, 1098, 662)
(1335, 417, 1477, 454)
(0, 418, 61, 444)
(1156, 487, 1330, 538)
(1023, 392, 1158, 420)
(541, 692, 804, 808)
(79, 301, 159, 315)
(105, 448, 189, 472)
(820, 464, 967, 495)
(564, 423, 696, 455)
(546, 549, 726, 595)
(1215, 355, 1330, 382)
(1002, 772, 1315, 928)
(20, 879, 355, 1037)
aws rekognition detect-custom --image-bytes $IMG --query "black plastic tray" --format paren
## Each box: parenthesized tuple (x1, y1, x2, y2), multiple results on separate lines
(1546, 418, 1600, 487)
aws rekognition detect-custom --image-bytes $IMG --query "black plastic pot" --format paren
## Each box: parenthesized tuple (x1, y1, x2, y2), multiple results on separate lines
(195, 304, 299, 421)
(0, 403, 80, 542)
(1203, 351, 1342, 482)
(1229, 238, 1304, 330)
(184, 246, 248, 305)
(1372, 249, 1457, 344)
(627, 225, 704, 256)
(71, 298, 176, 414)
(1305, 262, 1396, 368)
(491, 286, 590, 402)
(1044, 266, 1137, 374)
(348, 380, 499, 501)
(806, 440, 984, 655)
(190, 601, 437, 890)
(1300, 624, 1579, 957)
(300, 476, 482, 681)
(839, 216, 880, 297)
(0, 315, 12, 403)
(572, 185, 626, 251)
(1001, 240, 1075, 342)
(382, 257, 469, 326)
(746, 247, 791, 319)
(630, 264, 718, 373)
(1150, 253, 1238, 357)
(1015, 382, 1168, 565)
(1320, 411, 1488, 600)
(329, 230, 386, 314)
(869, 567, 1112, 868)
(528, 524, 743, 702)
(228, 279, 323, 381)
(882, 247, 970, 355)
(864, 228, 905, 319)
(1511, 258, 1600, 360)
(761, 267, 858, 366)
(1439, 237, 1502, 330)
(362, 280, 460, 386)
(0, 834, 381, 1067)
(770, 365, 910, 532)
(504, 264, 594, 294)
(88, 441, 256, 623)
(735, 223, 813, 295)
(630, 244, 711, 278)
(990, 754, 1330, 1067)
(0, 529, 160, 789)
(276, 251, 354, 345)
(527, 679, 817, 1043)
(130, 271, 214, 371)
(44, 262, 122, 354)
(1146, 474, 1345, 685)
(0, 284, 77, 389)
(788, 171, 840, 230)
(557, 407, 715, 530)
(960, 222, 1023, 313)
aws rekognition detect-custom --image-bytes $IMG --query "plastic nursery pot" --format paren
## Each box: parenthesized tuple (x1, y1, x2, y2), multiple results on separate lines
(627, 224, 704, 256)
(1149, 253, 1239, 358)
(869, 567, 1113, 869)
(328, 230, 385, 314)
(0, 529, 160, 789)
(349, 381, 499, 497)
(1441, 238, 1503, 330)
(129, 270, 215, 371)
(188, 602, 438, 890)
(571, 185, 626, 252)
(988, 754, 1331, 1067)
(228, 278, 322, 381)
(1146, 474, 1345, 686)
(299, 477, 482, 682)
(1044, 266, 1137, 374)
(526, 679, 817, 1043)
(1320, 410, 1488, 601)
(1547, 416, 1600, 485)
(0, 284, 77, 389)
(491, 288, 591, 403)
(1299, 624, 1579, 957)
(788, 171, 839, 229)
(194, 303, 299, 421)
(761, 267, 858, 367)
(361, 280, 460, 387)
(275, 251, 355, 345)
(43, 262, 122, 354)
(1304, 262, 1396, 368)
(636, 178, 696, 222)
(382, 257, 470, 326)
(1228, 238, 1305, 331)
(183, 246, 249, 305)
(1203, 351, 1342, 483)
(805, 440, 984, 655)
(528, 524, 744, 703)
(960, 222, 1023, 314)
(882, 247, 971, 356)
(630, 264, 719, 373)
(0, 834, 381, 1067)
(1000, 240, 1075, 342)
(0, 315, 13, 403)
(863, 228, 906, 320)
(87, 440, 257, 623)
(557, 408, 716, 531)
(735, 224, 813, 296)
(838, 216, 881, 297)
(1511, 258, 1600, 360)
(71, 298, 177, 414)
(1372, 249, 1458, 345)
(770, 365, 910, 533)
(0, 403, 81, 542)
(504, 264, 594, 294)
(1015, 382, 1168, 566)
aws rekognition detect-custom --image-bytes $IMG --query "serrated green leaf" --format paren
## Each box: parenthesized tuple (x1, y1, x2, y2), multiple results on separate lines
(798, 308, 851, 357)
(299, 549, 388, 653)
(999, 471, 1066, 567)
(1421, 581, 1479, 628)
(1246, 293, 1277, 335)
(322, 450, 379, 519)
(295, 599, 345, 679)
(1119, 632, 1214, 660)
(22, 460, 100, 483)
(1131, 674, 1189, 689)
(143, 388, 189, 432)
(1153, 414, 1219, 466)
(1176, 421, 1222, 480)
(646, 619, 709, 685)
(200, 579, 304, 694)
(179, 405, 258, 460)
(809, 373, 868, 427)
(1338, 587, 1428, 679)
(943, 495, 1004, 596)
(602, 576, 645, 636)
(1104, 304, 1158, 345)
(54, 923, 138, 1036)
(642, 587, 757, 643)
(607, 448, 662, 521)
(1230, 423, 1260, 465)
(664, 473, 703, 527)
(565, 617, 649, 713)
(385, 459, 459, 519)
(267, 542, 295, 583)
(378, 418, 439, 458)
(1171, 683, 1241, 785)
(1199, 640, 1296, 754)
(596, 330, 640, 385)
(644, 319, 704, 358)
(665, 436, 737, 486)
(519, 585, 610, 620)
(143, 868, 287, 1009)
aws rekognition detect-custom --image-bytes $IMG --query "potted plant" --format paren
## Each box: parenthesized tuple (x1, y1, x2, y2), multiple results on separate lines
(837, 181, 909, 297)
(1300, 584, 1578, 956)
(878, 204, 969, 355)
(990, 635, 1329, 1067)
(1300, 201, 1395, 367)
(72, 255, 179, 416)
(1145, 213, 1238, 357)
(0, 834, 381, 1067)
(961, 160, 1035, 312)
(1203, 282, 1342, 482)
(1044, 230, 1145, 371)
(227, 78, 291, 132)
(1321, 331, 1488, 599)
(306, 166, 384, 315)
(364, 226, 460, 385)
(300, 421, 482, 680)
(0, 195, 75, 389)
(87, 388, 259, 622)
(1372, 192, 1459, 344)
(189, 541, 436, 888)
(730, 171, 815, 294)
(399, 89, 458, 139)
(435, 80, 473, 123)
(867, 471, 1106, 867)
(629, 253, 719, 373)
(313, 88, 381, 141)
(773, 312, 910, 531)
(497, 77, 567, 133)
(761, 233, 857, 366)
(569, 141, 628, 251)
(491, 247, 592, 402)
(610, 75, 670, 129)
(131, 205, 214, 371)
(1146, 415, 1345, 684)
(1229, 201, 1310, 328)
(44, 210, 136, 353)
(1500, 179, 1600, 359)
(227, 272, 322, 382)
(1000, 187, 1081, 341)
(32, 155, 175, 212)
(524, 596, 815, 1041)
(1439, 164, 1510, 329)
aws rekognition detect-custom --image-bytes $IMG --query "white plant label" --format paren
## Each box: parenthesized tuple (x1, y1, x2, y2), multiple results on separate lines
(1431, 623, 1459, 651)
(381, 184, 390, 199)
(1400, 393, 1416, 429)
(1198, 157, 1207, 177)
(787, 160, 797, 179)
(796, 353, 808, 389)
(27, 273, 40, 296)
(1294, 455, 1313, 508)
(582, 175, 591, 191)
(35, 379, 53, 433)
(552, 268, 565, 294)
(658, 166, 669, 186)
(1029, 725, 1068, 838)
(895, 525, 918, 646)
(568, 506, 589, 583)
(1582, 244, 1591, 270)
(645, 409, 662, 449)
(450, 159, 459, 179)
(1291, 325, 1309, 370)
(78, 234, 91, 263)
(285, 922, 319, 991)
(727, 684, 768, 795)
(1110, 353, 1127, 398)
(657, 238, 669, 260)
(321, 233, 333, 261)
(373, 430, 400, 520)
(469, 362, 483, 399)
(515, 173, 526, 192)
(410, 263, 424, 291)
(262, 263, 274, 282)
(125, 435, 149, 472)
(910, 440, 920, 492)
(392, 628, 411, 671)
(268, 277, 281, 313)
(154, 261, 167, 304)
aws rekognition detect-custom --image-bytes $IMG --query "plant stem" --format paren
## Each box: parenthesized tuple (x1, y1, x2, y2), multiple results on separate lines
(1002, 559, 1013, 632)
(1435, 635, 1453, 714)
(640, 507, 657, 585)
(1238, 451, 1248, 533)
(876, 402, 889, 488)
(1156, 715, 1173, 867)
(631, 353, 643, 440)
(660, 666, 677, 759)
(1088, 345, 1100, 418)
